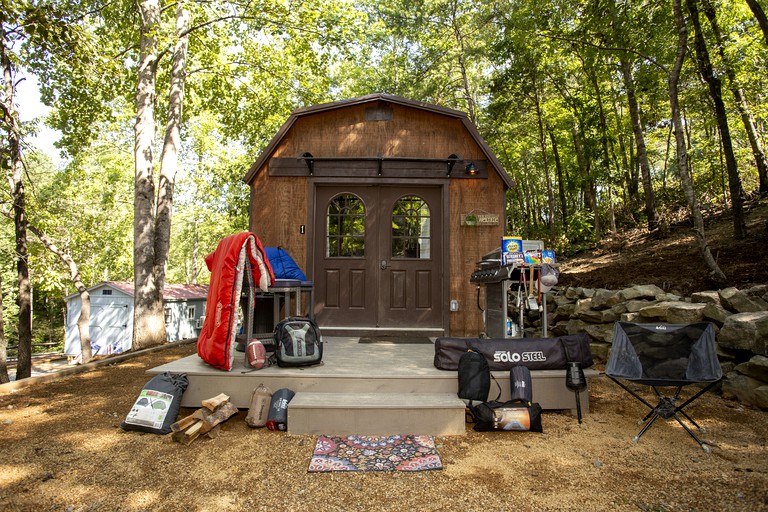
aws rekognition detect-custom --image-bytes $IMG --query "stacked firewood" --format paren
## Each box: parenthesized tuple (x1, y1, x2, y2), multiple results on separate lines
(170, 393, 238, 445)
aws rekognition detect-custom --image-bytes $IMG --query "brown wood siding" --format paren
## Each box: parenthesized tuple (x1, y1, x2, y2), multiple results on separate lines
(249, 171, 309, 273)
(448, 169, 506, 337)
(271, 102, 483, 161)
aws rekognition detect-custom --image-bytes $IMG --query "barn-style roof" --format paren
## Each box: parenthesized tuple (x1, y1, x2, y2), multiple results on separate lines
(243, 93, 514, 188)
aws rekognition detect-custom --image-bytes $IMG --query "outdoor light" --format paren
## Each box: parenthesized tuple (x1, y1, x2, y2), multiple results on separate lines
(465, 162, 478, 176)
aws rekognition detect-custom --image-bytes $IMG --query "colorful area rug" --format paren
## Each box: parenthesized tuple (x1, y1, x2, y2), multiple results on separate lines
(308, 435, 443, 472)
(358, 336, 432, 344)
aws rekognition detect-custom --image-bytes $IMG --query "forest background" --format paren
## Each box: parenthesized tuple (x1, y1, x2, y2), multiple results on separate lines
(2, 0, 767, 380)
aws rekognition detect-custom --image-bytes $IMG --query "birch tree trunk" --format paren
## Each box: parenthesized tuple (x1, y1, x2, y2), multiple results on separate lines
(670, 0, 726, 284)
(26, 225, 93, 363)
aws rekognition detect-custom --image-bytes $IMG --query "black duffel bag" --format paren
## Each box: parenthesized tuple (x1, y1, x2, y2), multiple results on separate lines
(471, 400, 543, 432)
(434, 333, 593, 371)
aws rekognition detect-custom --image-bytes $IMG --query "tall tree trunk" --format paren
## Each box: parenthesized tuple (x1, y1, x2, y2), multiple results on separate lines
(610, 91, 634, 203)
(548, 126, 568, 228)
(1, 41, 32, 380)
(0, 271, 8, 384)
(155, 2, 190, 307)
(702, 0, 768, 195)
(450, 9, 476, 125)
(670, 0, 727, 284)
(533, 79, 556, 238)
(687, 0, 747, 239)
(26, 225, 93, 363)
(572, 122, 600, 238)
(745, 0, 768, 46)
(133, 0, 164, 350)
(620, 58, 657, 230)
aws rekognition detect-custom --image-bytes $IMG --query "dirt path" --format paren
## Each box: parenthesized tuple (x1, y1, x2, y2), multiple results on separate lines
(1, 342, 766, 511)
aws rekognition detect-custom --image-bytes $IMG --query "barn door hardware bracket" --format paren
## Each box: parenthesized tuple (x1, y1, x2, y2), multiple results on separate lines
(300, 152, 314, 175)
(446, 154, 460, 176)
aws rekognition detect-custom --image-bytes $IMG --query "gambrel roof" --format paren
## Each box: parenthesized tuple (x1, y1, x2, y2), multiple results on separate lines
(243, 93, 513, 189)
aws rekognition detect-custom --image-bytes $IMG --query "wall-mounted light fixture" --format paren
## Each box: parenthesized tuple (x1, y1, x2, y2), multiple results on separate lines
(465, 162, 478, 176)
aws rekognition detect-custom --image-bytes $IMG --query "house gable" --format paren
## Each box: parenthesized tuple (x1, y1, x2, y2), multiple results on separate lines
(243, 94, 513, 188)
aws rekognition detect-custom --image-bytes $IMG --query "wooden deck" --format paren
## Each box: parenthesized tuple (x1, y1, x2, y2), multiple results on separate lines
(149, 337, 598, 436)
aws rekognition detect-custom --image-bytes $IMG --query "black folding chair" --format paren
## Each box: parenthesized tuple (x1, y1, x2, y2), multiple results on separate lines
(606, 322, 723, 452)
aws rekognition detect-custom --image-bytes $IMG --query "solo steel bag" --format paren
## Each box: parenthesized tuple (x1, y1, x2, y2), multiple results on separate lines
(434, 333, 593, 371)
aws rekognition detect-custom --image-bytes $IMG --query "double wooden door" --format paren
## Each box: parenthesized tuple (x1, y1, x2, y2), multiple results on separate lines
(313, 185, 443, 332)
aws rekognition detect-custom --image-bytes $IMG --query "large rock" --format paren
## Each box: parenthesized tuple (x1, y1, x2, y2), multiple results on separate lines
(619, 284, 665, 301)
(583, 323, 615, 343)
(638, 301, 706, 324)
(734, 355, 768, 382)
(552, 302, 576, 323)
(702, 302, 731, 326)
(591, 289, 621, 310)
(550, 321, 568, 336)
(565, 318, 591, 336)
(574, 298, 594, 316)
(719, 287, 765, 313)
(621, 312, 642, 323)
(625, 299, 659, 313)
(718, 312, 768, 356)
(565, 287, 595, 300)
(721, 371, 768, 410)
(690, 290, 721, 306)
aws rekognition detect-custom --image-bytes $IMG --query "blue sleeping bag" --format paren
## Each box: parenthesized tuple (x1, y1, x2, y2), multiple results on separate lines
(265, 247, 308, 281)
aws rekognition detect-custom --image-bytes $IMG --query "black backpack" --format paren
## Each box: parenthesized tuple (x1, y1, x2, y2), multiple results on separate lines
(273, 317, 323, 367)
(458, 348, 501, 421)
(458, 349, 490, 403)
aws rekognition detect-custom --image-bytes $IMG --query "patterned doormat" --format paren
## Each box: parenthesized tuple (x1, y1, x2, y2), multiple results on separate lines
(308, 435, 443, 472)
(358, 336, 432, 344)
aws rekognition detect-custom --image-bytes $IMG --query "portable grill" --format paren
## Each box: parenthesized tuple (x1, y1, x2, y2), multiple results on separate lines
(470, 244, 549, 338)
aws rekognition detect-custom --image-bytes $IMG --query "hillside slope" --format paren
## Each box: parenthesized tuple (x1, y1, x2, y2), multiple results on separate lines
(559, 198, 768, 295)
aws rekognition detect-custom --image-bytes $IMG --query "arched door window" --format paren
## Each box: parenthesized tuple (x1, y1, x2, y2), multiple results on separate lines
(326, 193, 365, 257)
(391, 195, 430, 259)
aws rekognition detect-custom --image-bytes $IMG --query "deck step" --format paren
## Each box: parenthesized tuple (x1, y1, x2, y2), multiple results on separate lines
(287, 392, 466, 436)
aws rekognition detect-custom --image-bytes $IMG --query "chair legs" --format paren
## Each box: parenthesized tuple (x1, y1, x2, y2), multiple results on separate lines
(608, 377, 720, 452)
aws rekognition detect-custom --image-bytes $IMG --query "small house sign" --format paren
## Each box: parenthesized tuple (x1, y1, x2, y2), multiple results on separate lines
(462, 210, 500, 226)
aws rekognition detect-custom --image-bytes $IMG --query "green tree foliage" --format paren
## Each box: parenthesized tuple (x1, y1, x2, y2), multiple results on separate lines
(3, 0, 768, 356)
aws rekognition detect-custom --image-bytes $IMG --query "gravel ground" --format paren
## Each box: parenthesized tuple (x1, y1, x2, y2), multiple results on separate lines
(0, 342, 766, 512)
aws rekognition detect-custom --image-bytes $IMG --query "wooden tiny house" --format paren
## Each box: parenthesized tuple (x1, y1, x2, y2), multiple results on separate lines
(244, 94, 513, 337)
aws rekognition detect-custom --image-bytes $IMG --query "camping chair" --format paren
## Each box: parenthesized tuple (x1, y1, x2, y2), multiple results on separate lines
(605, 322, 722, 452)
